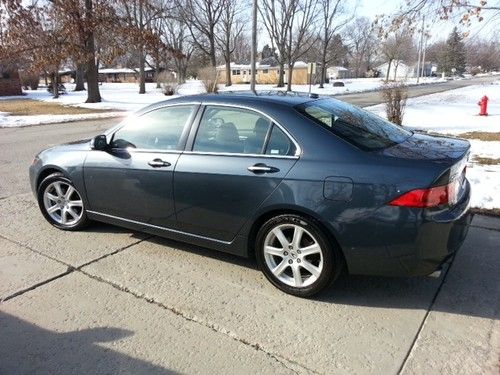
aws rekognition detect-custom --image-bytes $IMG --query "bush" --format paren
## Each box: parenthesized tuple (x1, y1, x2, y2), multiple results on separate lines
(198, 67, 218, 93)
(381, 83, 408, 125)
(157, 71, 178, 96)
(20, 73, 40, 90)
(332, 81, 344, 87)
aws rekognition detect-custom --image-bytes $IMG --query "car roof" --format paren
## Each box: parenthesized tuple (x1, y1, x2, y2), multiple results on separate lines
(144, 91, 320, 110)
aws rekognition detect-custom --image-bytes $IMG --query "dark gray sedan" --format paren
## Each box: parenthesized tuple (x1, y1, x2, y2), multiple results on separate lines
(29, 93, 472, 297)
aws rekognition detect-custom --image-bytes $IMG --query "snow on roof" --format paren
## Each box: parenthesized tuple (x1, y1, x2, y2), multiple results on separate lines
(99, 67, 154, 74)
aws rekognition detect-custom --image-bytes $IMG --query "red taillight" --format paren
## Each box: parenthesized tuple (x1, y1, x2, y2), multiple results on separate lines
(389, 180, 459, 208)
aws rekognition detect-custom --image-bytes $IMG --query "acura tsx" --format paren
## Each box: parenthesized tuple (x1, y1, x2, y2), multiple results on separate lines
(29, 93, 472, 296)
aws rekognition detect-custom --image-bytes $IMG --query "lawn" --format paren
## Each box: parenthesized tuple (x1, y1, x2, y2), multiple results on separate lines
(0, 99, 112, 116)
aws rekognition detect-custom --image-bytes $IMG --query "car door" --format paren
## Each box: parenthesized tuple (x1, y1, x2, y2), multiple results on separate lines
(173, 105, 300, 242)
(84, 104, 198, 228)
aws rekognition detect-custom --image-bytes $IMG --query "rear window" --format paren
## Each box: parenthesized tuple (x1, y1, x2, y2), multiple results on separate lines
(295, 99, 412, 150)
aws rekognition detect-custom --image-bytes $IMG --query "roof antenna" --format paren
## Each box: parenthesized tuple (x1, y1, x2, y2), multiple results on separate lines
(309, 93, 319, 99)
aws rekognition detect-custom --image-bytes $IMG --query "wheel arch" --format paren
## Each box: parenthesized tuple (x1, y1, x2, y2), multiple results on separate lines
(36, 166, 67, 193)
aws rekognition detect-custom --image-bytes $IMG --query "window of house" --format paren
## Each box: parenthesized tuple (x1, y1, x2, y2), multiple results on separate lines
(111, 105, 195, 151)
(262, 69, 269, 74)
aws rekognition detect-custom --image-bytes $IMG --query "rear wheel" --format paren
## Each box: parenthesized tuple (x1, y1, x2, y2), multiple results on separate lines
(256, 214, 342, 297)
(37, 172, 89, 230)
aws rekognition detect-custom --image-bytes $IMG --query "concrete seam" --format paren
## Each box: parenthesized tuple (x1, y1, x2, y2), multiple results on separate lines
(469, 224, 500, 232)
(397, 253, 458, 374)
(1, 268, 75, 302)
(77, 267, 320, 375)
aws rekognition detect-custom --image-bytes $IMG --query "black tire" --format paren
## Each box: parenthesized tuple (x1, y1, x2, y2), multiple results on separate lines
(37, 172, 90, 231)
(255, 214, 343, 297)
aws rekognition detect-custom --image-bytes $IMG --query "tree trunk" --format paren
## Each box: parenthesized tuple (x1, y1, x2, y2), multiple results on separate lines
(319, 50, 327, 88)
(139, 47, 146, 94)
(225, 58, 232, 87)
(155, 52, 161, 89)
(74, 64, 85, 91)
(209, 36, 217, 67)
(385, 59, 392, 83)
(52, 72, 59, 99)
(277, 61, 285, 87)
(84, 0, 101, 103)
(393, 62, 399, 81)
(286, 62, 294, 92)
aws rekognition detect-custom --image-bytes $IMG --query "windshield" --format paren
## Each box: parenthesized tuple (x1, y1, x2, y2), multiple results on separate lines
(295, 99, 412, 150)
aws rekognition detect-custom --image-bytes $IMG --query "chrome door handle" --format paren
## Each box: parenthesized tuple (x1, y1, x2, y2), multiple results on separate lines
(247, 164, 279, 174)
(148, 158, 171, 168)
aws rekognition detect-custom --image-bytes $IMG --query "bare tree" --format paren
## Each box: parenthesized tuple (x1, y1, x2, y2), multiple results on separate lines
(215, 0, 245, 86)
(177, 0, 226, 67)
(344, 17, 377, 78)
(260, 0, 318, 90)
(317, 0, 350, 88)
(380, 30, 415, 82)
(163, 15, 195, 84)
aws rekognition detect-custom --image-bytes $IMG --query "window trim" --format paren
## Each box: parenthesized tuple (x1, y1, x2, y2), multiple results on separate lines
(185, 103, 301, 159)
(108, 103, 200, 153)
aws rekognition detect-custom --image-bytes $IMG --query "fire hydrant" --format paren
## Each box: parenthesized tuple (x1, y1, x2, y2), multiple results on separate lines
(478, 95, 489, 116)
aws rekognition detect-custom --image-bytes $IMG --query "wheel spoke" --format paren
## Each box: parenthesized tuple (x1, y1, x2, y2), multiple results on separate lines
(46, 192, 58, 201)
(54, 182, 64, 197)
(66, 208, 79, 220)
(68, 200, 83, 207)
(300, 260, 321, 278)
(292, 265, 303, 287)
(60, 208, 68, 224)
(272, 260, 289, 277)
(64, 186, 75, 199)
(299, 244, 321, 256)
(292, 226, 304, 248)
(272, 228, 289, 248)
(47, 205, 59, 214)
(264, 246, 283, 257)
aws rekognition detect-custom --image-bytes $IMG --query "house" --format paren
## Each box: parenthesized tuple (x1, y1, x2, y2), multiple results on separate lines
(98, 67, 155, 83)
(216, 61, 310, 85)
(376, 61, 414, 80)
(0, 66, 22, 96)
(327, 66, 352, 80)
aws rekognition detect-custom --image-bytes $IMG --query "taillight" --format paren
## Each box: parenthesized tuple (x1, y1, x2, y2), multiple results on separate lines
(389, 180, 459, 208)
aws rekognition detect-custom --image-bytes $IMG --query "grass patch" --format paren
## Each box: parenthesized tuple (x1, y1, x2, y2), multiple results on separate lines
(471, 207, 500, 217)
(0, 99, 111, 116)
(455, 132, 500, 142)
(472, 156, 500, 165)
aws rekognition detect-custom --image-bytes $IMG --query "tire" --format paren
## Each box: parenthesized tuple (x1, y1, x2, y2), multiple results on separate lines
(255, 214, 343, 297)
(37, 172, 89, 231)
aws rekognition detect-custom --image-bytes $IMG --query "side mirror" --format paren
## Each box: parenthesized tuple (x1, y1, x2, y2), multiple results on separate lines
(92, 134, 108, 150)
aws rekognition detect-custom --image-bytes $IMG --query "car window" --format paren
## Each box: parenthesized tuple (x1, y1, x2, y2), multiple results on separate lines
(193, 106, 272, 154)
(296, 99, 412, 150)
(111, 105, 194, 150)
(265, 125, 296, 156)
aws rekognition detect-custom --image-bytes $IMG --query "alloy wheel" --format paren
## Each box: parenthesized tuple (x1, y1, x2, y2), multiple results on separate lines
(42, 181, 84, 226)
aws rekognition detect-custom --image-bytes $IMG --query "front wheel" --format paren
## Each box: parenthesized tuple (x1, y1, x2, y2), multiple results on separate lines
(255, 214, 343, 297)
(37, 172, 89, 230)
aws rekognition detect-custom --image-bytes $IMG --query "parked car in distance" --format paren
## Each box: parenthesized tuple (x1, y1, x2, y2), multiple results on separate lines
(30, 92, 472, 297)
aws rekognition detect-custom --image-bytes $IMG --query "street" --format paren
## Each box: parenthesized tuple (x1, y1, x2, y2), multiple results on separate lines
(0, 82, 499, 374)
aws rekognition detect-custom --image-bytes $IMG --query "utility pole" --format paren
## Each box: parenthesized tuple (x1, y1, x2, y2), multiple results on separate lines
(250, 0, 257, 92)
(416, 16, 425, 83)
(421, 31, 427, 78)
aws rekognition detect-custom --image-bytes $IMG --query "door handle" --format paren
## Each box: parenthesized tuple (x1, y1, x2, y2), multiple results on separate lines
(247, 163, 280, 174)
(148, 158, 171, 168)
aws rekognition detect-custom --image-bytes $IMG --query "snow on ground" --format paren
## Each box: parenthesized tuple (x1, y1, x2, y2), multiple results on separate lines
(366, 81, 500, 134)
(0, 112, 125, 128)
(367, 81, 500, 210)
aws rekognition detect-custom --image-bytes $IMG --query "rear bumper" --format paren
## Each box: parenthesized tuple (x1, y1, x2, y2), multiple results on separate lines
(344, 180, 472, 277)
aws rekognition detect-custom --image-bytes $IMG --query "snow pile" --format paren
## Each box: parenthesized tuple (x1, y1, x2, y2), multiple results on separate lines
(0, 112, 125, 128)
(366, 81, 500, 210)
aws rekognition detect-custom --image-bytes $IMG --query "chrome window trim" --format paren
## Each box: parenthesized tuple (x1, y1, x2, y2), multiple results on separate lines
(182, 150, 298, 159)
(86, 210, 231, 245)
(194, 102, 302, 157)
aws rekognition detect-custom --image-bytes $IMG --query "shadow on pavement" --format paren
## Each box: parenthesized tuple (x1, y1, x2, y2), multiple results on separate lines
(0, 312, 176, 374)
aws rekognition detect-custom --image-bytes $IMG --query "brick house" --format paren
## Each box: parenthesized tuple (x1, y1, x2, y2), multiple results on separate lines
(0, 66, 22, 96)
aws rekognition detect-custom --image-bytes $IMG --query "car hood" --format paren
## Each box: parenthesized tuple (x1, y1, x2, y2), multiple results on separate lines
(378, 132, 470, 162)
(46, 138, 92, 153)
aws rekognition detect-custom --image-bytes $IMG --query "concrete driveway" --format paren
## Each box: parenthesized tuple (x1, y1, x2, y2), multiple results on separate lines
(1, 114, 499, 374)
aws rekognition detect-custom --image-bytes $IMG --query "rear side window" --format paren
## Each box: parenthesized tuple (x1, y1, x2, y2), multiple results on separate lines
(265, 126, 296, 156)
(296, 99, 412, 150)
(112, 105, 194, 150)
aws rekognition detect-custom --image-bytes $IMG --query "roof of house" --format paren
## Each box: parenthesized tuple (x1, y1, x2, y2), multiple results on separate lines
(99, 67, 154, 74)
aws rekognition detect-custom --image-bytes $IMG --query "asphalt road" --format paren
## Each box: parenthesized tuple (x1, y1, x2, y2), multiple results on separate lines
(0, 80, 499, 374)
